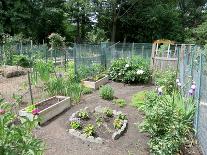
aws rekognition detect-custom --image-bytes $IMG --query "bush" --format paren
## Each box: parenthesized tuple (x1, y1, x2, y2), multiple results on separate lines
(109, 56, 151, 84)
(81, 85, 93, 95)
(99, 85, 114, 100)
(0, 98, 44, 155)
(13, 55, 31, 67)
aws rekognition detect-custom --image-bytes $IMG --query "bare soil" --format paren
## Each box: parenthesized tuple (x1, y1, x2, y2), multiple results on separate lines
(34, 82, 153, 155)
(36, 97, 63, 111)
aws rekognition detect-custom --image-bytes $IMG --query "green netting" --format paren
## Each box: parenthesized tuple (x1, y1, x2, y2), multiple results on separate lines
(74, 42, 152, 78)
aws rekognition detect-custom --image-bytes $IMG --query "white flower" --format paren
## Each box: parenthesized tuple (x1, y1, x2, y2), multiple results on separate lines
(125, 64, 129, 68)
(118, 73, 121, 76)
(136, 69, 144, 75)
(176, 79, 180, 83)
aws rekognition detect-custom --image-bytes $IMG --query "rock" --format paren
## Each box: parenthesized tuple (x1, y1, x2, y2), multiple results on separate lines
(88, 136, 95, 142)
(2, 66, 27, 78)
(95, 137, 103, 144)
(112, 131, 121, 140)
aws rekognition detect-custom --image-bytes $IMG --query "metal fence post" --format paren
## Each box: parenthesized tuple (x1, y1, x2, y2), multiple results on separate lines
(195, 51, 203, 136)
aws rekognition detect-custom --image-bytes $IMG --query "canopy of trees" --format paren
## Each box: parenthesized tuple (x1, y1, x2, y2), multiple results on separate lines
(0, 0, 207, 44)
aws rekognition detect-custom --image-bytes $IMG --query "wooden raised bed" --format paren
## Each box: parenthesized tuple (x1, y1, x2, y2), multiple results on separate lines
(19, 96, 70, 125)
(82, 75, 109, 90)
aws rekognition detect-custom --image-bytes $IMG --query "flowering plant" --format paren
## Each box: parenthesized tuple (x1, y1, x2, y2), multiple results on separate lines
(48, 33, 65, 50)
(109, 56, 151, 84)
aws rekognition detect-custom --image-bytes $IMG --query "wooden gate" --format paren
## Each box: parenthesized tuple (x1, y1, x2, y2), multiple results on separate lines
(151, 39, 178, 71)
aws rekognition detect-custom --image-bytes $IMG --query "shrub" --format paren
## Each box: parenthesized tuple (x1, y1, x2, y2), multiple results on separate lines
(99, 85, 114, 100)
(0, 98, 44, 155)
(48, 33, 65, 49)
(154, 70, 177, 95)
(109, 56, 151, 84)
(83, 124, 95, 137)
(113, 118, 123, 129)
(113, 99, 126, 107)
(13, 55, 31, 67)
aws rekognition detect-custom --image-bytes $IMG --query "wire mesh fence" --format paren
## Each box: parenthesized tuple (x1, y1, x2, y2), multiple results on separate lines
(178, 44, 207, 155)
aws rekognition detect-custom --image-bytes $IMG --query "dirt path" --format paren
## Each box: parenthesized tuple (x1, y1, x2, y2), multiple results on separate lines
(34, 82, 154, 155)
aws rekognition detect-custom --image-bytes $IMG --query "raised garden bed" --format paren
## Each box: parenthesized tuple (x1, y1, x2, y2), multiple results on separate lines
(19, 96, 70, 125)
(82, 75, 109, 90)
(68, 106, 128, 144)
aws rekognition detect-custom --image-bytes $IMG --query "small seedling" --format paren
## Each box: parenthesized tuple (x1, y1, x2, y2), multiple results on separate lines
(117, 113, 127, 120)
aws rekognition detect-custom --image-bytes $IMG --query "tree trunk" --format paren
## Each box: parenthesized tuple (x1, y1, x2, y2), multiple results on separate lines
(76, 15, 81, 43)
(111, 16, 117, 43)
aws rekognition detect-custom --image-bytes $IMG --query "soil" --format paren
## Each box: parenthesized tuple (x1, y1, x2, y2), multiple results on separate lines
(34, 82, 153, 155)
(73, 110, 118, 140)
(36, 97, 63, 111)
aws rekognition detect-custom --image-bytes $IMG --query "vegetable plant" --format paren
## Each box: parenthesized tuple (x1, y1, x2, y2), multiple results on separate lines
(117, 113, 127, 120)
(70, 121, 81, 129)
(103, 107, 113, 117)
(113, 99, 126, 107)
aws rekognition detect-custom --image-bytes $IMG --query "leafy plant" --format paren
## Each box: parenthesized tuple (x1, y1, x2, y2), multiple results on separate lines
(109, 56, 151, 84)
(0, 98, 44, 155)
(99, 85, 114, 100)
(13, 54, 31, 67)
(113, 118, 123, 129)
(25, 104, 36, 113)
(113, 99, 126, 107)
(131, 91, 147, 109)
(83, 124, 95, 137)
(117, 113, 127, 120)
(103, 107, 113, 117)
(78, 109, 89, 119)
(154, 70, 177, 95)
(70, 121, 81, 129)
(81, 85, 93, 95)
(48, 33, 65, 50)
(95, 116, 103, 127)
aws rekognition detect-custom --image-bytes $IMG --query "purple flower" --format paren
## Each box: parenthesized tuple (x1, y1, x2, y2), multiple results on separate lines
(188, 89, 193, 96)
(32, 109, 40, 115)
(191, 84, 196, 91)
(0, 109, 5, 115)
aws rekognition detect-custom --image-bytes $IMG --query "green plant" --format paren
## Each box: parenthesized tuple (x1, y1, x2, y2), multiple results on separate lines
(109, 56, 151, 84)
(25, 104, 36, 113)
(113, 118, 123, 129)
(48, 33, 65, 50)
(95, 116, 103, 127)
(113, 99, 126, 107)
(81, 85, 93, 95)
(70, 121, 81, 129)
(78, 109, 89, 119)
(99, 85, 114, 100)
(13, 54, 31, 67)
(131, 91, 147, 109)
(0, 98, 44, 155)
(103, 107, 113, 117)
(117, 113, 127, 120)
(83, 124, 95, 137)
(154, 70, 176, 95)
(139, 90, 195, 154)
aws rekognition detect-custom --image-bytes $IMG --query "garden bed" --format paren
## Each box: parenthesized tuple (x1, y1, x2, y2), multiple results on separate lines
(68, 106, 128, 143)
(82, 75, 109, 89)
(19, 96, 71, 125)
